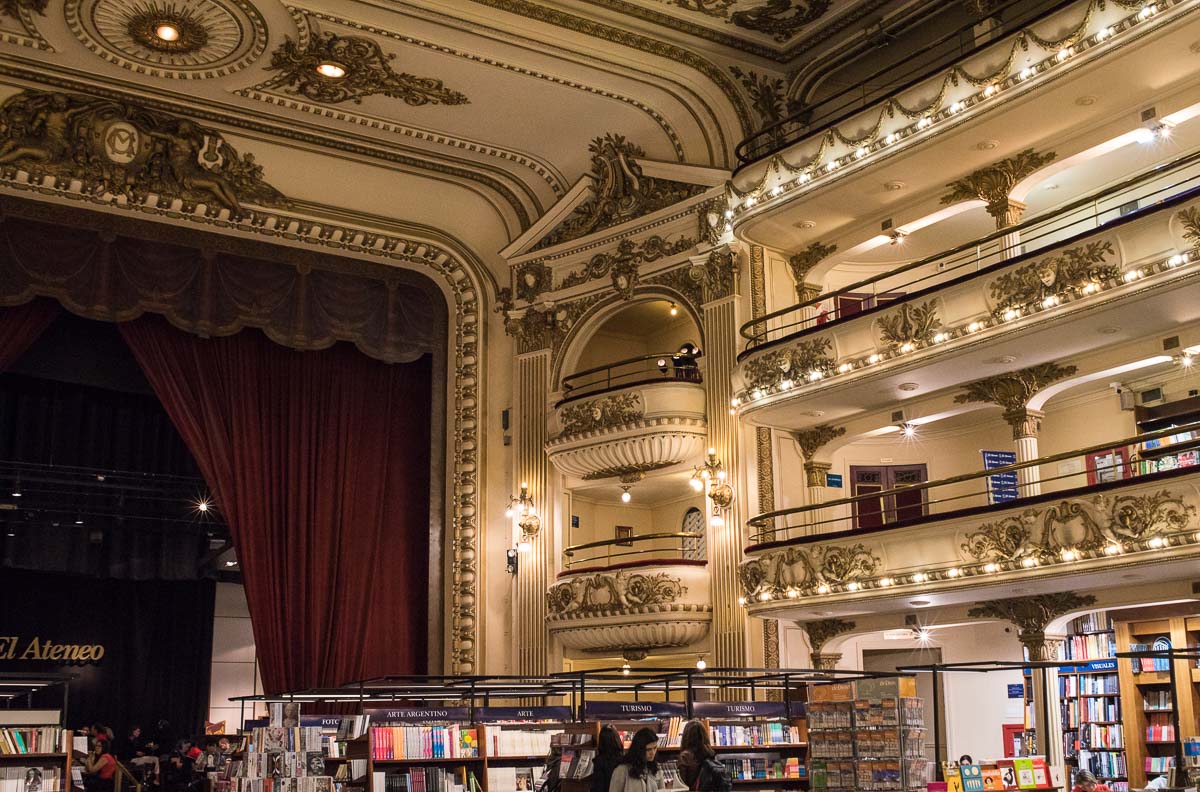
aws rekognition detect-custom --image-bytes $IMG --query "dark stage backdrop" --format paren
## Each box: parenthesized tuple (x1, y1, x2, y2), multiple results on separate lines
(0, 568, 215, 735)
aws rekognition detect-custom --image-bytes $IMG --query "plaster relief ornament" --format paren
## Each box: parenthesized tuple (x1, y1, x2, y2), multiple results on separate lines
(674, 0, 833, 42)
(0, 90, 287, 215)
(0, 0, 46, 18)
(266, 31, 470, 106)
(989, 240, 1117, 311)
(535, 133, 706, 249)
(66, 0, 269, 79)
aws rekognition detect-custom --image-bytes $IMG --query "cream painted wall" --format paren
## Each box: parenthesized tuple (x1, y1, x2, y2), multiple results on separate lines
(482, 316, 517, 674)
(571, 317, 700, 375)
(567, 493, 706, 555)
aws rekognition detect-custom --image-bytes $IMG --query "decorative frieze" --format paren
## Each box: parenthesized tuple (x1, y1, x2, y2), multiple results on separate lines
(547, 570, 686, 616)
(557, 235, 695, 292)
(0, 89, 287, 214)
(989, 239, 1117, 311)
(739, 543, 880, 599)
(877, 299, 941, 347)
(742, 336, 833, 391)
(558, 393, 644, 437)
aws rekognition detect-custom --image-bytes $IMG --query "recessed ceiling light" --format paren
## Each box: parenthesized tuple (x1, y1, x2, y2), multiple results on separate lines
(987, 355, 1017, 364)
(909, 599, 931, 607)
(154, 23, 180, 42)
(316, 62, 347, 79)
(795, 220, 816, 229)
(1075, 95, 1098, 106)
(898, 382, 919, 391)
(975, 140, 999, 151)
(884, 181, 906, 192)
(1099, 326, 1121, 335)
(804, 410, 826, 417)
(1044, 183, 1059, 190)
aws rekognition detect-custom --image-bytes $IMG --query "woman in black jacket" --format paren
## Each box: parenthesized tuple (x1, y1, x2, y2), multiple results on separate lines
(678, 721, 730, 792)
(590, 726, 623, 792)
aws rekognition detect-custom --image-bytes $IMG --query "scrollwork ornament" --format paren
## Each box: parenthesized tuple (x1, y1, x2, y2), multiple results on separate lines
(989, 240, 1117, 310)
(0, 0, 46, 17)
(877, 299, 941, 347)
(968, 592, 1096, 659)
(739, 542, 880, 598)
(546, 571, 687, 617)
(558, 393, 643, 436)
(742, 336, 833, 391)
(1177, 206, 1200, 247)
(557, 235, 694, 291)
(265, 31, 470, 106)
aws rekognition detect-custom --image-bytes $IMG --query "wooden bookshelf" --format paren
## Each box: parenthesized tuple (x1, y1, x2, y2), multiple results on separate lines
(1114, 616, 1199, 787)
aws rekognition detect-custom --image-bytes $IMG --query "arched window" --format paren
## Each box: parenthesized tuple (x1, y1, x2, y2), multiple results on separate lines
(681, 507, 706, 561)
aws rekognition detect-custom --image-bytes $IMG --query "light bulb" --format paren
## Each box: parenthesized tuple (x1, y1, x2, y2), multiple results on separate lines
(316, 62, 347, 79)
(621, 663, 631, 676)
(690, 478, 704, 492)
(504, 506, 514, 518)
(708, 447, 716, 455)
(155, 23, 181, 42)
(716, 470, 727, 481)
(197, 501, 209, 513)
(696, 658, 707, 670)
(709, 514, 724, 527)
(669, 303, 678, 317)
(620, 490, 631, 503)
(517, 540, 532, 554)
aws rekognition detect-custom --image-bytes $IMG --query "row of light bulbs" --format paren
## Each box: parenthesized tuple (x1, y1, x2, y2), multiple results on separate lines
(728, 2, 1160, 214)
(730, 246, 1196, 410)
(739, 528, 1200, 606)
(620, 657, 707, 674)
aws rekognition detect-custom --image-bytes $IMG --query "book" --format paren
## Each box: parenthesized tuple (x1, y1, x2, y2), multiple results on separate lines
(962, 764, 985, 792)
(1013, 759, 1036, 789)
(982, 767, 1004, 791)
(1030, 758, 1049, 788)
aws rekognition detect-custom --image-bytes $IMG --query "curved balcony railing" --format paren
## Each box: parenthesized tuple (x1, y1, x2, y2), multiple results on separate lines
(739, 147, 1200, 354)
(563, 531, 705, 571)
(735, 0, 1073, 167)
(559, 352, 702, 404)
(747, 420, 1200, 546)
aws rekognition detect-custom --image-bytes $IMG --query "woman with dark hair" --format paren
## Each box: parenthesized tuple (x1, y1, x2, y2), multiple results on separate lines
(591, 726, 623, 792)
(608, 727, 663, 792)
(678, 721, 730, 791)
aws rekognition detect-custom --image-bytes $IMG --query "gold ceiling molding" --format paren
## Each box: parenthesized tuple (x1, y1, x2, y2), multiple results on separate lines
(803, 617, 856, 655)
(793, 424, 845, 460)
(262, 30, 469, 107)
(989, 239, 1118, 311)
(534, 134, 707, 250)
(876, 299, 941, 347)
(0, 89, 286, 215)
(64, 0, 267, 80)
(557, 234, 696, 291)
(464, 0, 754, 137)
(580, 460, 678, 482)
(730, 66, 795, 130)
(940, 148, 1057, 223)
(291, 6, 687, 166)
(0, 0, 49, 49)
(0, 151, 493, 679)
(953, 362, 1078, 433)
(787, 241, 836, 301)
(967, 592, 1097, 659)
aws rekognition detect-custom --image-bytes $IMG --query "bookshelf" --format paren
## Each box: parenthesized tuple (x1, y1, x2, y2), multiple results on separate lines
(1051, 613, 1125, 792)
(1114, 616, 1200, 787)
(0, 711, 73, 792)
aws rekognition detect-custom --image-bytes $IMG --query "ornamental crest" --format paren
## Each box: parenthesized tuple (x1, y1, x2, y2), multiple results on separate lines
(741, 336, 832, 391)
(546, 571, 686, 617)
(989, 240, 1117, 311)
(0, 89, 287, 214)
(739, 542, 879, 599)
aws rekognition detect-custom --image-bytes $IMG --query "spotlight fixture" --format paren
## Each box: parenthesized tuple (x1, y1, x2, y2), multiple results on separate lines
(196, 499, 211, 513)
(669, 302, 679, 317)
(154, 23, 181, 42)
(916, 628, 932, 642)
(901, 423, 917, 438)
(316, 62, 347, 79)
(224, 560, 238, 568)
(621, 662, 631, 676)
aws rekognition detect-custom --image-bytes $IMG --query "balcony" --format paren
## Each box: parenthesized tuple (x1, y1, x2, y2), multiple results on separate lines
(547, 353, 706, 482)
(547, 533, 711, 656)
(733, 148, 1200, 428)
(738, 423, 1200, 618)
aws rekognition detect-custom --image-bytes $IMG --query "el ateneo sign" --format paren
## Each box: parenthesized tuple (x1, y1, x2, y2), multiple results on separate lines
(0, 636, 106, 662)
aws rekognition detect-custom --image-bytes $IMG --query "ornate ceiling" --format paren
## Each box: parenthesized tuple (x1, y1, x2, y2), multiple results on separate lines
(0, 0, 908, 277)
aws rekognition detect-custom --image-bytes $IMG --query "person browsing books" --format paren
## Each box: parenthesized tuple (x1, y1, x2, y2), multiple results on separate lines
(609, 728, 665, 792)
(1071, 770, 1111, 792)
(591, 726, 624, 792)
(677, 721, 731, 792)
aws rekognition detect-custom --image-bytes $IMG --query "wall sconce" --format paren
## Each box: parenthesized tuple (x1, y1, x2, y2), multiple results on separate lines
(506, 482, 540, 552)
(691, 447, 733, 525)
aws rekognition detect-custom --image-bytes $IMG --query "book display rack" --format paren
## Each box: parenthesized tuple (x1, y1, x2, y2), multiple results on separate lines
(0, 704, 73, 792)
(230, 668, 917, 792)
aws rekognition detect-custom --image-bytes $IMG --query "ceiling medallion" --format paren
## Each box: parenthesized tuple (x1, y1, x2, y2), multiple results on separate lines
(125, 4, 208, 54)
(65, 0, 268, 79)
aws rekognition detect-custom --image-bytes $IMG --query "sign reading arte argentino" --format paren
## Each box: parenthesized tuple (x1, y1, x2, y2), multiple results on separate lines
(0, 636, 105, 662)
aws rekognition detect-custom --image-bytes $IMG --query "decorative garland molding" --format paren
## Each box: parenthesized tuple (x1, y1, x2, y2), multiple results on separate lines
(0, 0, 49, 50)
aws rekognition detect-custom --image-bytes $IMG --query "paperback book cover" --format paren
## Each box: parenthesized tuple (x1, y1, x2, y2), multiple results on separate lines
(962, 764, 985, 792)
(1013, 759, 1036, 789)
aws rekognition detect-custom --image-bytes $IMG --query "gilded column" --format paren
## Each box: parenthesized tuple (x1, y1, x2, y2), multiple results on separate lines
(788, 242, 836, 325)
(1009, 407, 1045, 497)
(514, 348, 553, 676)
(698, 247, 748, 669)
(793, 425, 846, 534)
(941, 149, 1056, 261)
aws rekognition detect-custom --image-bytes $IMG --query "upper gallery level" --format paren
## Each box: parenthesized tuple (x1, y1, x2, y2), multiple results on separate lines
(732, 112, 1200, 430)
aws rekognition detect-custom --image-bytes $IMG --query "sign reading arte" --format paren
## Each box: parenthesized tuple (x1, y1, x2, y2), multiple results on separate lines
(0, 636, 105, 662)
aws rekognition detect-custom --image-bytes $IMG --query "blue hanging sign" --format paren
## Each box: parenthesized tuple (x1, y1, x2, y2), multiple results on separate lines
(584, 701, 687, 718)
(364, 707, 472, 722)
(692, 701, 788, 719)
(300, 717, 345, 728)
(982, 450, 1019, 504)
(476, 707, 573, 722)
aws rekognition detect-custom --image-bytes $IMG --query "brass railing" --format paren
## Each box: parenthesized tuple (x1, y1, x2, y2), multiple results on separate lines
(562, 531, 705, 570)
(747, 421, 1200, 545)
(738, 147, 1200, 353)
(559, 352, 702, 405)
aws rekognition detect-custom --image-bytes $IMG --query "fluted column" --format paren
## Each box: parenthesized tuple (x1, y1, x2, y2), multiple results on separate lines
(1008, 408, 1044, 498)
(514, 349, 554, 675)
(940, 149, 1056, 262)
(804, 461, 831, 533)
(988, 198, 1027, 260)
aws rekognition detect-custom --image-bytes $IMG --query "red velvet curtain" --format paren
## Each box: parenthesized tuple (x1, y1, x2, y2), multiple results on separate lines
(120, 315, 431, 694)
(0, 300, 59, 369)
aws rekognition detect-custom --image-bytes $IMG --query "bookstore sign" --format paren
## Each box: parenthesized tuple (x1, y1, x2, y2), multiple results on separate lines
(363, 707, 471, 722)
(0, 636, 105, 663)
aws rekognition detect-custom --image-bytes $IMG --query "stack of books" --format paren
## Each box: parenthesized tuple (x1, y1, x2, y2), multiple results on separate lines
(0, 728, 65, 755)
(371, 726, 479, 760)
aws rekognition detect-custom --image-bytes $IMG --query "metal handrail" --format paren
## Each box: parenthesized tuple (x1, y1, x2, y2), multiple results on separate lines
(747, 420, 1200, 544)
(735, 0, 1080, 167)
(739, 146, 1200, 352)
(559, 351, 702, 404)
(562, 531, 704, 570)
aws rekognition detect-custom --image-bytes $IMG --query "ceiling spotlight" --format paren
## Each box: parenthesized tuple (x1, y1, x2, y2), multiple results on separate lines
(224, 560, 238, 567)
(196, 499, 210, 513)
(916, 628, 932, 642)
(154, 23, 181, 42)
(316, 62, 347, 79)
(901, 423, 917, 438)
(621, 662, 631, 676)
(696, 658, 707, 670)
(669, 302, 679, 317)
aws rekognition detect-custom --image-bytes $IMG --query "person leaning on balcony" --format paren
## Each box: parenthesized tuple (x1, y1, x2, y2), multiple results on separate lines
(609, 727, 665, 792)
(671, 343, 700, 381)
(1071, 771, 1111, 792)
